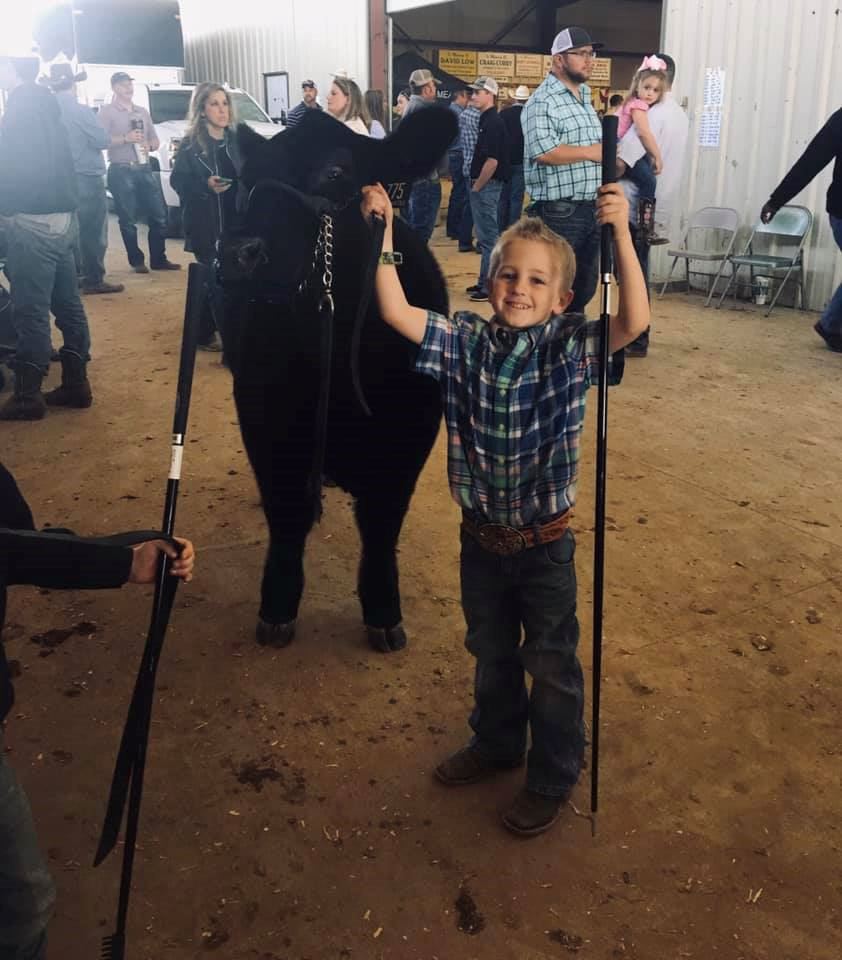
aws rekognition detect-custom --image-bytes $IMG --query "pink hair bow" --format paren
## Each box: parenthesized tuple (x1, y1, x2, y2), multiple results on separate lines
(640, 55, 667, 72)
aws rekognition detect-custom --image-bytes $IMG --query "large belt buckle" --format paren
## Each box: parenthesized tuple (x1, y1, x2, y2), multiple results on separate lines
(476, 522, 527, 556)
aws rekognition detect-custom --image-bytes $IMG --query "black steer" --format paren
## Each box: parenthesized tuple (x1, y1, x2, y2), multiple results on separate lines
(225, 107, 457, 652)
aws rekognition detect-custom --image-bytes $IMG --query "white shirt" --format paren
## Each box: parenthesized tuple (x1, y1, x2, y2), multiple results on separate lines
(619, 93, 689, 228)
(344, 117, 370, 136)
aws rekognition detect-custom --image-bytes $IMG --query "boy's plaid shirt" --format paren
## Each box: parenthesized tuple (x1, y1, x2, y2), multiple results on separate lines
(521, 73, 602, 201)
(417, 310, 608, 527)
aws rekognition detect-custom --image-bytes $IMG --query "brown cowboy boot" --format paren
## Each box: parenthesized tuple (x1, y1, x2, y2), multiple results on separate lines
(0, 362, 47, 421)
(45, 348, 93, 408)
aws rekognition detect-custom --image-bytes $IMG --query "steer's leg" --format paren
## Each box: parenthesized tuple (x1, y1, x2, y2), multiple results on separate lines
(256, 510, 311, 647)
(354, 489, 411, 652)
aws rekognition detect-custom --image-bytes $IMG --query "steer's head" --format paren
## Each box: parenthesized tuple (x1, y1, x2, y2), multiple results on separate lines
(229, 108, 457, 289)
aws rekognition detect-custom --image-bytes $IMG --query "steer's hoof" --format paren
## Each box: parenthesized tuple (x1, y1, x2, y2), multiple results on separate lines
(256, 618, 296, 648)
(366, 623, 407, 653)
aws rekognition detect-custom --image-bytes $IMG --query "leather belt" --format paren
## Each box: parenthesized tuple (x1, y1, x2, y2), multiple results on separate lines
(461, 510, 571, 556)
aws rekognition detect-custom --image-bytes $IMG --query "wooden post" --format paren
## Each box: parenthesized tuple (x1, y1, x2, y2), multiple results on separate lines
(369, 0, 388, 94)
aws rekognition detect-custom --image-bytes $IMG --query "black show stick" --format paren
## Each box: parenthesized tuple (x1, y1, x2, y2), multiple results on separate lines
(590, 115, 618, 837)
(97, 261, 203, 960)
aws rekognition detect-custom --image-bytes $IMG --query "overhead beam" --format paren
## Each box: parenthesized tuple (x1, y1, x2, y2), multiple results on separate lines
(487, 1, 535, 47)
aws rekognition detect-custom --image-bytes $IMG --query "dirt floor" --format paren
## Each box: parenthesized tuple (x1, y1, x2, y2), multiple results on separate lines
(2, 216, 841, 960)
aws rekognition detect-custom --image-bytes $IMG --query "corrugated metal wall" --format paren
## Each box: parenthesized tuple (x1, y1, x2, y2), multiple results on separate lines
(661, 0, 841, 309)
(179, 0, 369, 117)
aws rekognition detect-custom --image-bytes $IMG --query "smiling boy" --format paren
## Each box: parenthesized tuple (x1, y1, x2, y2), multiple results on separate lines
(361, 181, 648, 835)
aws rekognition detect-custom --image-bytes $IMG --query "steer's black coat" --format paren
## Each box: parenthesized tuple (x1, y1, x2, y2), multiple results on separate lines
(225, 108, 457, 651)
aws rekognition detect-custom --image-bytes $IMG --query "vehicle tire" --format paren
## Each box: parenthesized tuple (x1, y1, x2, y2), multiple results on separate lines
(166, 205, 184, 239)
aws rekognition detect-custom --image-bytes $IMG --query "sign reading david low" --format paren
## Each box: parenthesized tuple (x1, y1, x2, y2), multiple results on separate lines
(438, 49, 478, 80)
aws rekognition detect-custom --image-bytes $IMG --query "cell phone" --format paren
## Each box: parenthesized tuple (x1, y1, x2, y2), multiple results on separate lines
(216, 177, 233, 185)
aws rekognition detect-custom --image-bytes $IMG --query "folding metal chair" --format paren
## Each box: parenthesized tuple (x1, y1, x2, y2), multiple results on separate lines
(716, 205, 813, 316)
(659, 206, 739, 307)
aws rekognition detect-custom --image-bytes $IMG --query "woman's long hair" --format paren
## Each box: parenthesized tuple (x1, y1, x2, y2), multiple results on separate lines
(185, 82, 237, 156)
(331, 76, 371, 130)
(364, 89, 386, 129)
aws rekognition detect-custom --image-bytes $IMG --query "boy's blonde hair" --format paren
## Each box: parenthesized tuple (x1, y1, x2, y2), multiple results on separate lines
(489, 217, 576, 294)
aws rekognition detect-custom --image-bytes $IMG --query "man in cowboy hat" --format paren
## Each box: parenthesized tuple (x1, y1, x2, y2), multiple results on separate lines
(285, 79, 322, 128)
(498, 84, 530, 230)
(521, 26, 604, 314)
(0, 54, 95, 421)
(47, 63, 124, 296)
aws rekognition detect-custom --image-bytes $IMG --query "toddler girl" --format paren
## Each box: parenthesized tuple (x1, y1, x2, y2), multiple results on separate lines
(617, 56, 668, 243)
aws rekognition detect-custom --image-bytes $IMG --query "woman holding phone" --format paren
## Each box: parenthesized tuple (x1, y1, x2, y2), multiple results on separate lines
(171, 83, 241, 351)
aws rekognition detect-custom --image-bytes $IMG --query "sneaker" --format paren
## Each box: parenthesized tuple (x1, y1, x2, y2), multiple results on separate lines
(469, 290, 488, 302)
(132, 263, 150, 274)
(459, 244, 480, 253)
(465, 284, 481, 293)
(501, 788, 565, 836)
(151, 259, 182, 271)
(814, 321, 842, 353)
(82, 280, 125, 295)
(434, 744, 523, 786)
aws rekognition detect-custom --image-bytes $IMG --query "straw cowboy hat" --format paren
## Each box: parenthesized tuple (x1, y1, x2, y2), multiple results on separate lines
(513, 84, 530, 101)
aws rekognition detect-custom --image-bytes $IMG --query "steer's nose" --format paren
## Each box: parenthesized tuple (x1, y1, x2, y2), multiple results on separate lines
(326, 166, 344, 181)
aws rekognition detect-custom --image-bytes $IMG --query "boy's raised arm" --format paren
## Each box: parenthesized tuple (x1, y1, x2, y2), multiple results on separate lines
(361, 184, 429, 346)
(595, 184, 651, 353)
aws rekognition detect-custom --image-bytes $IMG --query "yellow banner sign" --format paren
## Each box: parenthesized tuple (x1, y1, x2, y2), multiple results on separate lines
(477, 51, 516, 82)
(515, 53, 544, 80)
(543, 55, 553, 75)
(589, 57, 612, 86)
(438, 49, 478, 80)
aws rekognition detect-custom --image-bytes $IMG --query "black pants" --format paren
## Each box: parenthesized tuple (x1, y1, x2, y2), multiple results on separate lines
(106, 164, 168, 268)
(75, 174, 108, 285)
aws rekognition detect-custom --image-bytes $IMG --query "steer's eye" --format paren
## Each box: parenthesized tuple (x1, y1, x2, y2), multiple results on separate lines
(326, 166, 343, 181)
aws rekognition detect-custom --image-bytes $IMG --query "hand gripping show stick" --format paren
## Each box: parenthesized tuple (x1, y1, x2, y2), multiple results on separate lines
(590, 115, 618, 837)
(95, 262, 203, 960)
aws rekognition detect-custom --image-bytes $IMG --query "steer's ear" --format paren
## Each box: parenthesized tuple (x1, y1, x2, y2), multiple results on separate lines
(237, 122, 266, 162)
(370, 106, 458, 184)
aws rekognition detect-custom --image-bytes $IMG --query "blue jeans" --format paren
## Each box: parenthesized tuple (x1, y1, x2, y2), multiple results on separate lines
(406, 178, 442, 245)
(529, 199, 600, 314)
(624, 155, 656, 202)
(107, 164, 168, 267)
(818, 215, 842, 336)
(469, 180, 504, 292)
(4, 217, 92, 374)
(460, 529, 584, 798)
(0, 750, 55, 960)
(75, 174, 108, 285)
(446, 152, 469, 239)
(498, 164, 525, 231)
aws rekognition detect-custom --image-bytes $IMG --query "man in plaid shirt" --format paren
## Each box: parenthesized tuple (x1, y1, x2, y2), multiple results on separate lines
(360, 179, 649, 836)
(521, 26, 603, 314)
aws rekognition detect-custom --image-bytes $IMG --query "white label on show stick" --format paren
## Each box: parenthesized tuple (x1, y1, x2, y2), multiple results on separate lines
(169, 445, 184, 480)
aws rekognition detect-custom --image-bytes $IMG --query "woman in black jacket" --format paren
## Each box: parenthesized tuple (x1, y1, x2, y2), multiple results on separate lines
(170, 83, 242, 351)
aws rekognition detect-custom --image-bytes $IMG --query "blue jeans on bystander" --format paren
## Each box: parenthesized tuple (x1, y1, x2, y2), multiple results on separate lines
(5, 217, 91, 374)
(498, 164, 525, 231)
(529, 199, 600, 314)
(818, 214, 842, 337)
(106, 164, 168, 267)
(469, 180, 504, 293)
(406, 178, 442, 246)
